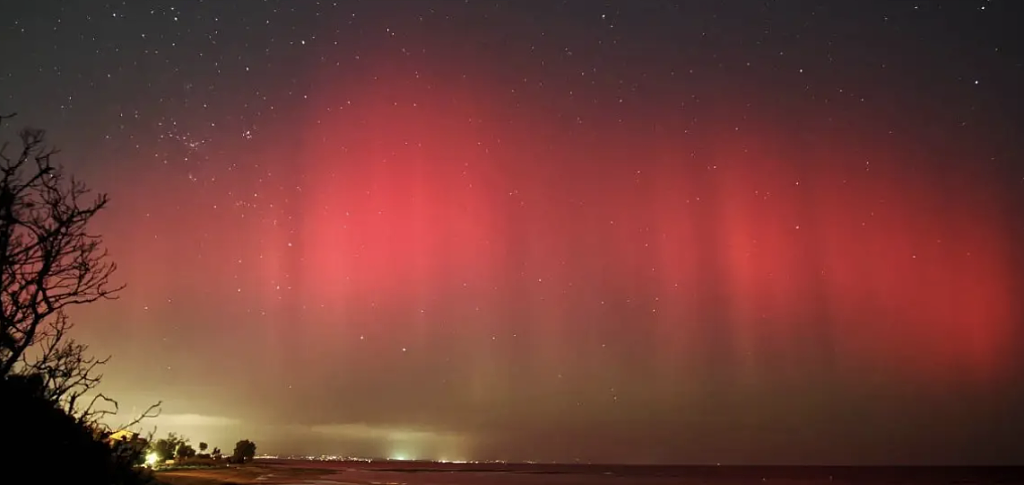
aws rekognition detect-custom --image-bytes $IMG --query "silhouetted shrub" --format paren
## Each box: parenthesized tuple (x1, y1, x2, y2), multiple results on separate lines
(0, 374, 154, 484)
(232, 439, 257, 463)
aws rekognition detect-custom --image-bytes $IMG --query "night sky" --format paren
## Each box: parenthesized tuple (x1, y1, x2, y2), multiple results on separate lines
(3, 0, 1024, 465)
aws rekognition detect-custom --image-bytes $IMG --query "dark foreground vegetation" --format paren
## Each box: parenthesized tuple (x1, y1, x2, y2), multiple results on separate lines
(0, 115, 257, 483)
(0, 374, 154, 483)
(0, 114, 156, 483)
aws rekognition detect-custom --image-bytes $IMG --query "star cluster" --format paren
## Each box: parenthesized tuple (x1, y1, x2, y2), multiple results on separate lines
(2, 0, 1023, 465)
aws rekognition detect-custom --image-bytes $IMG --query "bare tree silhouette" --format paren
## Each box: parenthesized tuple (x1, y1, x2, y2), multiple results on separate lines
(0, 112, 157, 427)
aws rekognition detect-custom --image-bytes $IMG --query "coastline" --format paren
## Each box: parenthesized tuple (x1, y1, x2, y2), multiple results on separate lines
(155, 460, 1024, 485)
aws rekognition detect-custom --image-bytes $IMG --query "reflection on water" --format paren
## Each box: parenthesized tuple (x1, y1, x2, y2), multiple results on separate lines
(256, 460, 1024, 485)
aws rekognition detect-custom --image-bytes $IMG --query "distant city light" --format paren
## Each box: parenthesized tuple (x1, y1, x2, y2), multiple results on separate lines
(437, 458, 468, 464)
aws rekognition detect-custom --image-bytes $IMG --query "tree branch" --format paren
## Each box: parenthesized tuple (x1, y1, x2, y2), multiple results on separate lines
(1, 120, 123, 378)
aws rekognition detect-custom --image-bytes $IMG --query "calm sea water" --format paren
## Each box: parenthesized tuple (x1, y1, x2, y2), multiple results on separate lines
(258, 459, 1024, 485)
